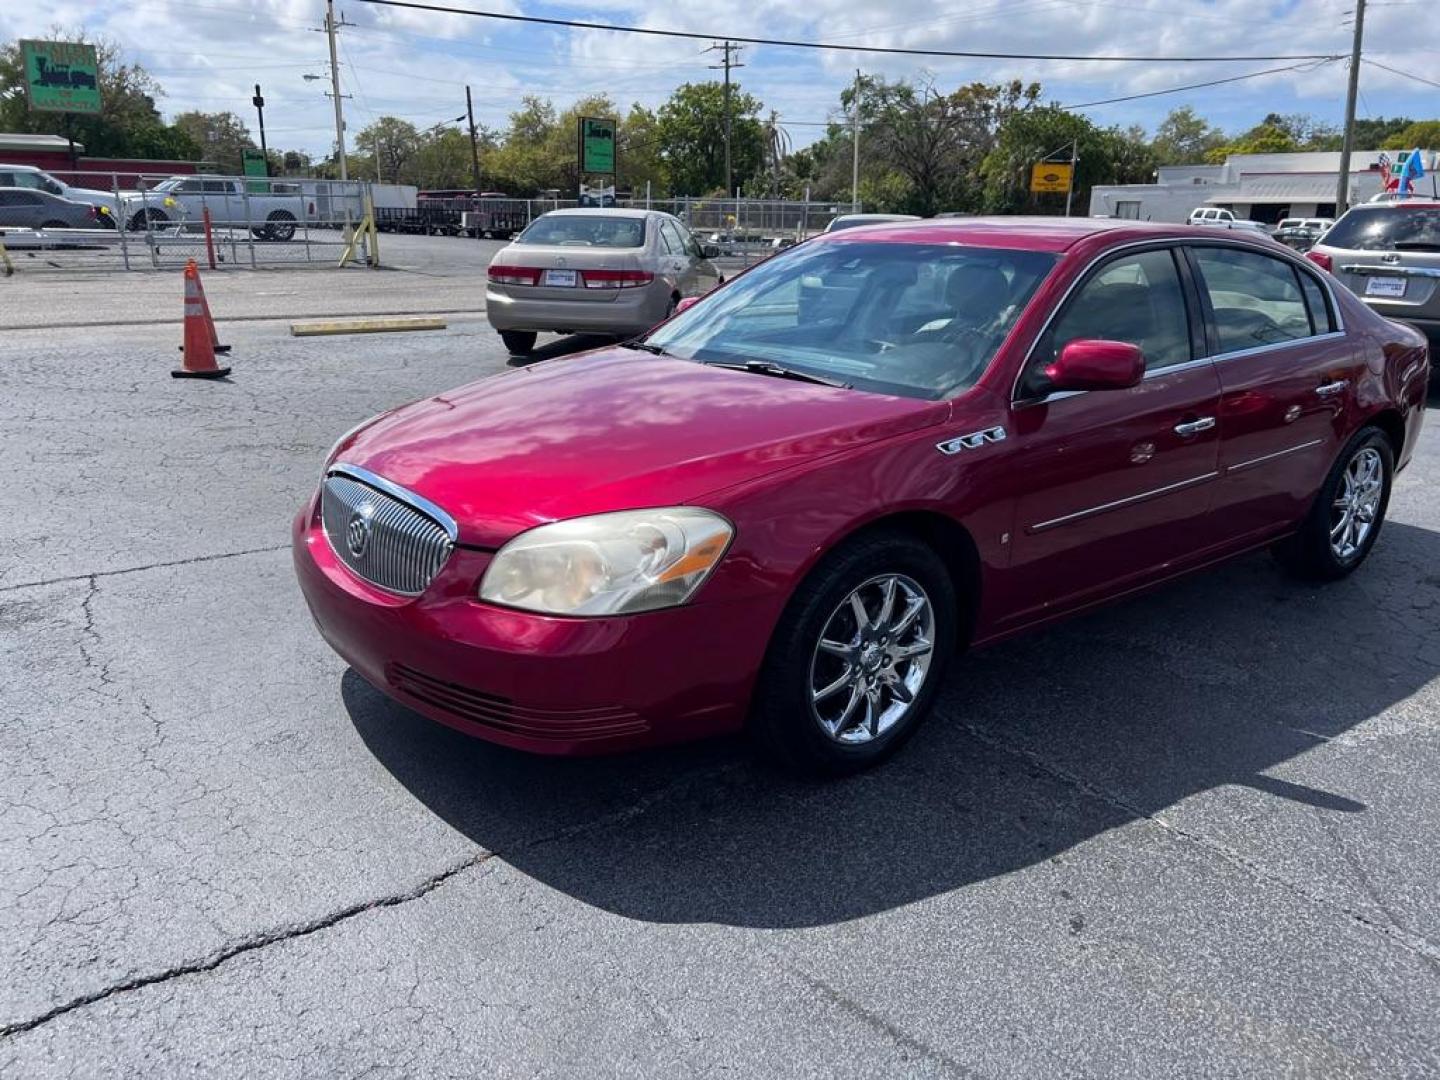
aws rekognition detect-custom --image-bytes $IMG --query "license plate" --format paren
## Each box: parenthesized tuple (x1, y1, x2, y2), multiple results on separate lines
(1364, 276, 1406, 299)
(543, 268, 577, 287)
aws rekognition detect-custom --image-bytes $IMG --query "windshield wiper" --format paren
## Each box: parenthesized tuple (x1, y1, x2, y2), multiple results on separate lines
(620, 340, 671, 356)
(703, 359, 851, 388)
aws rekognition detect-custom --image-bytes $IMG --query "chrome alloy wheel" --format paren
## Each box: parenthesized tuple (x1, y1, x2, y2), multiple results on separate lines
(808, 573, 936, 744)
(1331, 446, 1384, 561)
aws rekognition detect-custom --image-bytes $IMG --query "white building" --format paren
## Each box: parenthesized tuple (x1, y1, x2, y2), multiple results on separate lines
(1090, 149, 1439, 224)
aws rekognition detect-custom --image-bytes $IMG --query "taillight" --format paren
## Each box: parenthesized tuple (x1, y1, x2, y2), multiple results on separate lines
(487, 265, 542, 286)
(1305, 250, 1333, 272)
(582, 269, 655, 289)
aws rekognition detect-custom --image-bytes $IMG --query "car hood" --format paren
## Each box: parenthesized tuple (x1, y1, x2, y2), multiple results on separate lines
(336, 348, 945, 547)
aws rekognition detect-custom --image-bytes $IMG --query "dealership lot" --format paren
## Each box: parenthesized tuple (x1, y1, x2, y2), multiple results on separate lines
(2, 258, 1440, 1077)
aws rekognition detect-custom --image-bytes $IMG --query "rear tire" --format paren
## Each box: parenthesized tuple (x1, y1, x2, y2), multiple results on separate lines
(500, 330, 536, 356)
(259, 210, 296, 242)
(749, 530, 958, 776)
(1272, 426, 1393, 581)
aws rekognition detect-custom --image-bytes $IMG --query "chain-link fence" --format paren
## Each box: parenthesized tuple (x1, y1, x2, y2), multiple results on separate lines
(0, 171, 378, 273)
(0, 170, 856, 274)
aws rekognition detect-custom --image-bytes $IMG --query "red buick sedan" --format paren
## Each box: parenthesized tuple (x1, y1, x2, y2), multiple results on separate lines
(294, 218, 1429, 774)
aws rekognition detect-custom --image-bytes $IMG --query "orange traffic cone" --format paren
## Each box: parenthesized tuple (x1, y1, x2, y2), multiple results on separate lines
(190, 260, 231, 354)
(173, 262, 231, 379)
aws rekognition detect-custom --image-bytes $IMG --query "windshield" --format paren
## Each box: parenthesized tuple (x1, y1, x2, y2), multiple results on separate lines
(646, 241, 1057, 400)
(516, 214, 645, 247)
(1323, 206, 1440, 251)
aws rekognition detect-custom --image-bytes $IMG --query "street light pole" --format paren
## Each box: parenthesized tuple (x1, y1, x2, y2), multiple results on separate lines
(706, 41, 743, 198)
(465, 85, 482, 194)
(252, 84, 270, 176)
(1335, 0, 1367, 215)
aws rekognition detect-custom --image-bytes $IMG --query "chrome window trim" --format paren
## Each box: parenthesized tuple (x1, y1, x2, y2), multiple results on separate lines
(1205, 329, 1348, 365)
(1012, 236, 1349, 408)
(1340, 264, 1440, 280)
(1027, 471, 1219, 533)
(1225, 439, 1324, 474)
(326, 463, 459, 542)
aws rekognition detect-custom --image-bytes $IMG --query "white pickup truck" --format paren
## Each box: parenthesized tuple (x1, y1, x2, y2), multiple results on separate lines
(119, 175, 308, 240)
(1187, 207, 1272, 235)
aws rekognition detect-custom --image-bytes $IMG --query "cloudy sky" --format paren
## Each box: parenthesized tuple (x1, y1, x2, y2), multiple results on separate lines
(2, 0, 1433, 159)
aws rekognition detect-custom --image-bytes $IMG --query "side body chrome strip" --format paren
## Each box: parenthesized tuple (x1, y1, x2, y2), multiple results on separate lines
(1224, 439, 1324, 474)
(1027, 472, 1218, 533)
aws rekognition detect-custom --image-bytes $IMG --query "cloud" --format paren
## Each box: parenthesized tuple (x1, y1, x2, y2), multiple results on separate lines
(2, 0, 1428, 159)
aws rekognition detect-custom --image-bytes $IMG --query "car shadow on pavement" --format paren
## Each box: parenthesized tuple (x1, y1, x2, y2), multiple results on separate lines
(346, 521, 1440, 929)
(507, 335, 621, 367)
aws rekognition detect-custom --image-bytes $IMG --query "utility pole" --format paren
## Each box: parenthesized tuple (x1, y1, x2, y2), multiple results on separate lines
(851, 69, 861, 212)
(252, 84, 270, 176)
(1065, 138, 1078, 218)
(1335, 0, 1367, 215)
(325, 0, 348, 181)
(465, 85, 482, 194)
(706, 41, 743, 197)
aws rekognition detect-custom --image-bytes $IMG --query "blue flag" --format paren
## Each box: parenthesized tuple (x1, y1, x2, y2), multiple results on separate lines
(1399, 148, 1426, 193)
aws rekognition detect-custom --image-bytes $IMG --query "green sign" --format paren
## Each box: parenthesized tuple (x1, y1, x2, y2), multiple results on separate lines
(580, 116, 616, 175)
(20, 40, 101, 115)
(242, 149, 269, 192)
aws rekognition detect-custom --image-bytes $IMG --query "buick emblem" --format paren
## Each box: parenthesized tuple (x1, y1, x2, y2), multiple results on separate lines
(346, 506, 374, 558)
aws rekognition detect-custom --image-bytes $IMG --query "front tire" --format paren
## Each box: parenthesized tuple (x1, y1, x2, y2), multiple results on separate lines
(749, 531, 958, 776)
(499, 330, 536, 356)
(1273, 426, 1393, 581)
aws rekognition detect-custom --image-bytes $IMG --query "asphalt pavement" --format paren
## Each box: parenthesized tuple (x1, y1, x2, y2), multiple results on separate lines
(1, 253, 1439, 1078)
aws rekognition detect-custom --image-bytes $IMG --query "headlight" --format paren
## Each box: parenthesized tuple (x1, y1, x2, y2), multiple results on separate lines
(479, 508, 733, 616)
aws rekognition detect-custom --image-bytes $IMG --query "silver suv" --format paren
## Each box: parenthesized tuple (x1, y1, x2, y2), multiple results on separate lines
(1308, 201, 1440, 347)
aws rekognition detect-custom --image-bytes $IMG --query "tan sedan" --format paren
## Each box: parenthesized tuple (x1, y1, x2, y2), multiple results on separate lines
(486, 208, 723, 355)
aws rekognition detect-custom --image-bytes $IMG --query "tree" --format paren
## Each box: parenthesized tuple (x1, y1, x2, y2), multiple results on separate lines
(846, 76, 1040, 215)
(617, 104, 666, 197)
(1150, 106, 1225, 165)
(0, 32, 199, 162)
(656, 81, 765, 195)
(172, 111, 255, 173)
(1353, 116, 1415, 149)
(356, 117, 421, 183)
(1381, 120, 1440, 151)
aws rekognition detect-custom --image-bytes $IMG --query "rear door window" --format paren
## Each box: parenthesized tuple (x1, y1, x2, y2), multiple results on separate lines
(1297, 272, 1335, 334)
(1322, 206, 1440, 252)
(1191, 246, 1314, 353)
(658, 221, 685, 255)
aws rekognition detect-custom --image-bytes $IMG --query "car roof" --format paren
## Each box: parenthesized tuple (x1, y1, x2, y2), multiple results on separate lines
(537, 208, 653, 219)
(0, 163, 43, 172)
(814, 216, 1249, 253)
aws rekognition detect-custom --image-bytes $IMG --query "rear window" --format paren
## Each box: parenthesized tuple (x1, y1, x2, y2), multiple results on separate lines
(1322, 206, 1440, 251)
(516, 215, 645, 248)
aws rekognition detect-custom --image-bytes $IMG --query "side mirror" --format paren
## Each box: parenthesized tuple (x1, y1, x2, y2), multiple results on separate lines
(674, 296, 701, 315)
(1043, 339, 1145, 393)
(701, 244, 721, 259)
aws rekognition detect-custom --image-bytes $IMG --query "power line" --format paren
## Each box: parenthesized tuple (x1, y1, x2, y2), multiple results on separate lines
(1061, 59, 1337, 108)
(348, 0, 1337, 62)
(1363, 58, 1440, 91)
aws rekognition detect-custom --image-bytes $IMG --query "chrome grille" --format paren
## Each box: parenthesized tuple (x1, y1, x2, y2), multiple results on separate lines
(321, 465, 456, 596)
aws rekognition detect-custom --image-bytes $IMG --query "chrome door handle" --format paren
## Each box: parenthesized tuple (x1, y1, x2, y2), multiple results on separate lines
(1315, 380, 1349, 397)
(1174, 416, 1216, 437)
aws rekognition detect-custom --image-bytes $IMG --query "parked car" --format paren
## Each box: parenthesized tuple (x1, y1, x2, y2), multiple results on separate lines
(825, 213, 921, 232)
(1272, 217, 1335, 251)
(0, 163, 119, 220)
(295, 218, 1427, 774)
(0, 188, 101, 230)
(118, 175, 307, 239)
(1307, 201, 1440, 352)
(484, 208, 723, 355)
(1187, 207, 1271, 235)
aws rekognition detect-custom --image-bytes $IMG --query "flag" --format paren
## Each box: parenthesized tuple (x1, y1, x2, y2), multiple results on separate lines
(1399, 148, 1426, 194)
(1378, 151, 1393, 191)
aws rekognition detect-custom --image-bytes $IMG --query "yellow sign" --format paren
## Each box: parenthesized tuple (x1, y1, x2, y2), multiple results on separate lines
(1030, 162, 1073, 194)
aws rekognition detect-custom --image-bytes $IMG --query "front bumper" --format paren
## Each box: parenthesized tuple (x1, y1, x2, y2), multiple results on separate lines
(484, 282, 671, 336)
(292, 496, 774, 755)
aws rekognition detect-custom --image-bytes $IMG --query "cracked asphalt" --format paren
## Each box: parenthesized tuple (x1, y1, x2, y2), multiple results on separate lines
(2, 252, 1440, 1077)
